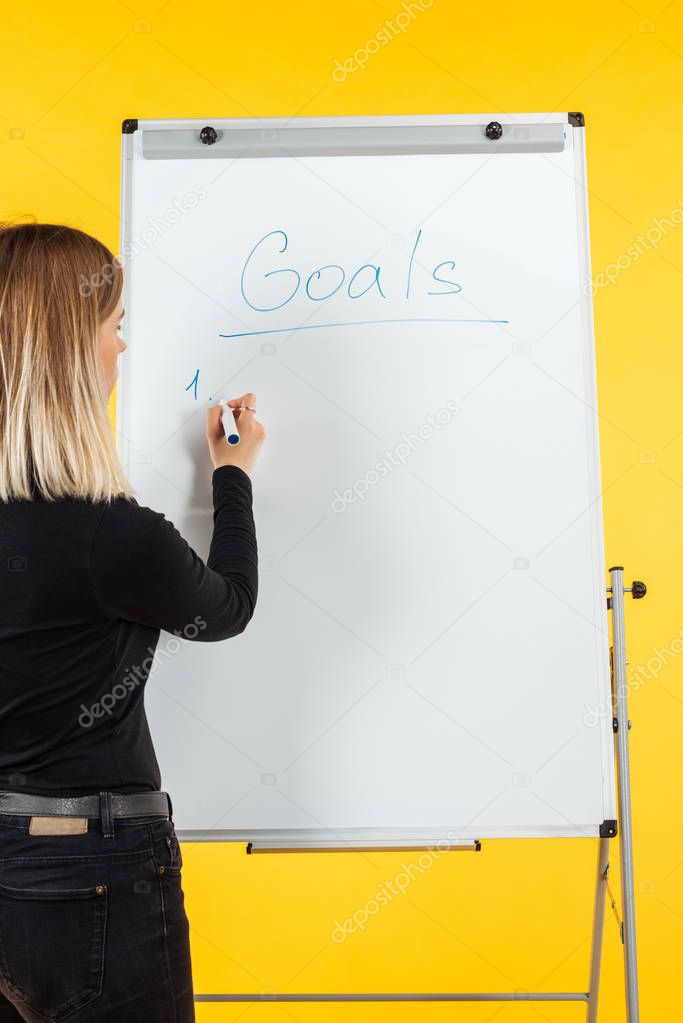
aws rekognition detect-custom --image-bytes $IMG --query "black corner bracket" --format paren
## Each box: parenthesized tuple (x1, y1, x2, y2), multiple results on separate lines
(122, 118, 139, 134)
(600, 819, 618, 838)
(568, 112, 585, 127)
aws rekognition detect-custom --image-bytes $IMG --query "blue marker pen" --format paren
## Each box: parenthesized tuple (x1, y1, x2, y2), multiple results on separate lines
(218, 399, 240, 445)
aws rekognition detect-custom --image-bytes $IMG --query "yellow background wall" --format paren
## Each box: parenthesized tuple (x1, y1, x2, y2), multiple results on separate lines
(2, 1, 681, 1019)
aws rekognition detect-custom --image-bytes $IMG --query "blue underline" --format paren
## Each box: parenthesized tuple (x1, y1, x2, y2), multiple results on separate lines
(219, 317, 509, 340)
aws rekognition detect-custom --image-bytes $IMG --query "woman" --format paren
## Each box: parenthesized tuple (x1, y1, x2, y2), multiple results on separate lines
(0, 222, 265, 1022)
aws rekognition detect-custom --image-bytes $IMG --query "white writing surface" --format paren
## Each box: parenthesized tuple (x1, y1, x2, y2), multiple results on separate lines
(119, 118, 615, 840)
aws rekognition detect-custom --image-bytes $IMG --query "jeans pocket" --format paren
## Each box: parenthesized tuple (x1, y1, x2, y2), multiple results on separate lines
(150, 821, 183, 878)
(0, 874, 108, 1022)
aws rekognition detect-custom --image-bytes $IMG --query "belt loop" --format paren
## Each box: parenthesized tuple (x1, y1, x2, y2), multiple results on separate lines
(99, 791, 114, 838)
(166, 792, 173, 821)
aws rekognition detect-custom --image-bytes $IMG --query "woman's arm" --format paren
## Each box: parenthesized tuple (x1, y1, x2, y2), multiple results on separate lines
(90, 465, 258, 641)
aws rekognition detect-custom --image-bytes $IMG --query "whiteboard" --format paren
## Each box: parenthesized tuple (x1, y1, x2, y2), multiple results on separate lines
(118, 114, 616, 843)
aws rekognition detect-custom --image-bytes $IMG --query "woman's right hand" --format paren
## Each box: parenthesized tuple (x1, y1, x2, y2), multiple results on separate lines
(206, 392, 266, 477)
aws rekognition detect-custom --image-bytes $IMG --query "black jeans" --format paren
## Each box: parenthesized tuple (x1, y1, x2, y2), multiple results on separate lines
(0, 809, 194, 1022)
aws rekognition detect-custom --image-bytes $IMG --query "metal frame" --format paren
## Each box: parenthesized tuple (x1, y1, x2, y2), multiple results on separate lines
(194, 568, 640, 1019)
(118, 117, 640, 1016)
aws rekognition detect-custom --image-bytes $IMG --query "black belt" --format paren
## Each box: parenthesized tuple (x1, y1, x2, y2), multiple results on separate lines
(0, 789, 172, 820)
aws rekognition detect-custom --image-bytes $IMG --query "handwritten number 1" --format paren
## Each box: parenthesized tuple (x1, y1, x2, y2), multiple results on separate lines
(186, 369, 199, 400)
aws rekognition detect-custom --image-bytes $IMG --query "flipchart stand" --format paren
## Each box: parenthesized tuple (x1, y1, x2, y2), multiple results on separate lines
(195, 566, 644, 1021)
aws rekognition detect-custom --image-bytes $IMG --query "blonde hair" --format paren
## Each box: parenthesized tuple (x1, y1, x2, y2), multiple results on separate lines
(0, 222, 133, 502)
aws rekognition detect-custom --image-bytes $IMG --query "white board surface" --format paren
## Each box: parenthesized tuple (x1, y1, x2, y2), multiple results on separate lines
(118, 115, 616, 841)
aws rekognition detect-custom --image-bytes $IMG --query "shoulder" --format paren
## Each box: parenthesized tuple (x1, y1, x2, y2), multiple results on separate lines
(92, 496, 181, 555)
(95, 495, 161, 532)
(90, 496, 194, 603)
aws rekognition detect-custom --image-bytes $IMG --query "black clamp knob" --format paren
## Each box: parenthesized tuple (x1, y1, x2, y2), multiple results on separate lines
(631, 580, 647, 599)
(200, 126, 218, 146)
(485, 121, 503, 140)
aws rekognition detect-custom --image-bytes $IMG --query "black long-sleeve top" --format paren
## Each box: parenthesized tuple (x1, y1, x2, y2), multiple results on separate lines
(0, 466, 257, 796)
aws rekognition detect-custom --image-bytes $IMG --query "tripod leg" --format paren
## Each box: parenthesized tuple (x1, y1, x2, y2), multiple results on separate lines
(587, 837, 610, 1023)
(610, 566, 640, 1022)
